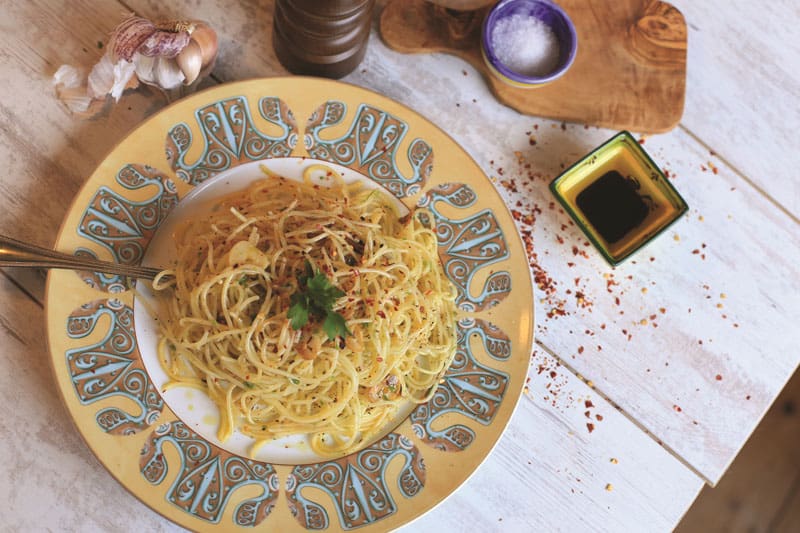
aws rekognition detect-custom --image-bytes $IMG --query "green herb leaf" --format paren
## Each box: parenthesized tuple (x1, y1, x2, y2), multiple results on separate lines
(243, 381, 254, 389)
(322, 310, 351, 341)
(288, 261, 350, 340)
(290, 378, 300, 385)
(287, 299, 310, 330)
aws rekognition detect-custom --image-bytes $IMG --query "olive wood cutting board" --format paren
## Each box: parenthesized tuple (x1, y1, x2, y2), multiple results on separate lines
(379, 0, 687, 133)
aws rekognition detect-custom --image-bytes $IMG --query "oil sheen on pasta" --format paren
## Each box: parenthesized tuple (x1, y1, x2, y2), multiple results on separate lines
(152, 169, 457, 457)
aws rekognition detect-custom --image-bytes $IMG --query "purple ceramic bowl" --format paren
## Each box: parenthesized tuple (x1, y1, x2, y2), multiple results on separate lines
(481, 0, 578, 88)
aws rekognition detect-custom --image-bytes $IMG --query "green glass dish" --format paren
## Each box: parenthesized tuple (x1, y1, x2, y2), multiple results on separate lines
(549, 131, 689, 266)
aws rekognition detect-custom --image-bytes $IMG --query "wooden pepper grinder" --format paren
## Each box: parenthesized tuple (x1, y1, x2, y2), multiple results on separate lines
(273, 0, 376, 79)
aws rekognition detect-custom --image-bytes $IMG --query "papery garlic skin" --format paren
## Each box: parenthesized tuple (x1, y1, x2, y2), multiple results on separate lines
(53, 65, 93, 113)
(109, 16, 156, 62)
(138, 27, 191, 59)
(87, 53, 137, 101)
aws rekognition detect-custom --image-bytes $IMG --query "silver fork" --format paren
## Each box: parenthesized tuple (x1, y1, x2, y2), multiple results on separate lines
(0, 233, 162, 280)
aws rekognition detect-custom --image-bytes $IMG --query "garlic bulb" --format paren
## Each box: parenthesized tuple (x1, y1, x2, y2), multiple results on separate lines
(53, 14, 218, 117)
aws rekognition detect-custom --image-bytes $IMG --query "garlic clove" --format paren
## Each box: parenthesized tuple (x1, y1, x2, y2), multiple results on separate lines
(153, 56, 185, 90)
(189, 22, 219, 69)
(133, 53, 157, 85)
(176, 39, 202, 85)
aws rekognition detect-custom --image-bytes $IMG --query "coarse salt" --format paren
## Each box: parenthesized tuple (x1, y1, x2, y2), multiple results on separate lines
(491, 13, 560, 77)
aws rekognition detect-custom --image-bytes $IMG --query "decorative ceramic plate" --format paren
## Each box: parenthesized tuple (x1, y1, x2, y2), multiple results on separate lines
(46, 78, 534, 532)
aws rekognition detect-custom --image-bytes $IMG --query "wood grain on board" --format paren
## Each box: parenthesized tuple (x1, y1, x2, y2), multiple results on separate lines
(379, 0, 687, 133)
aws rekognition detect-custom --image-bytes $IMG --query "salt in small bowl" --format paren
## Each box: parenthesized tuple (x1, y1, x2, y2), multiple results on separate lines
(481, 0, 577, 88)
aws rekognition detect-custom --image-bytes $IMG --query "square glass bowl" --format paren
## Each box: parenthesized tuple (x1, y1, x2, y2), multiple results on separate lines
(550, 131, 688, 266)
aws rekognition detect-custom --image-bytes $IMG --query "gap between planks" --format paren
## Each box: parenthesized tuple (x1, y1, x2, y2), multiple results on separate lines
(535, 338, 716, 486)
(677, 124, 800, 226)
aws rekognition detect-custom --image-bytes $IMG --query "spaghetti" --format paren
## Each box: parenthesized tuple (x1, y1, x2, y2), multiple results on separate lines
(152, 167, 457, 456)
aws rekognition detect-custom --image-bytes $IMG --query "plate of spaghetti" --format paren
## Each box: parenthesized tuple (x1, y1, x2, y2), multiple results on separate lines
(46, 78, 534, 532)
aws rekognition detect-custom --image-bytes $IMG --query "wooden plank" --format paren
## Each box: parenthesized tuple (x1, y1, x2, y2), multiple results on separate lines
(668, 0, 800, 215)
(0, 275, 182, 532)
(675, 369, 800, 532)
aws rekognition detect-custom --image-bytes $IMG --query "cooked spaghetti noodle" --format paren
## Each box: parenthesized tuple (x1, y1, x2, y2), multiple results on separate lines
(152, 167, 457, 456)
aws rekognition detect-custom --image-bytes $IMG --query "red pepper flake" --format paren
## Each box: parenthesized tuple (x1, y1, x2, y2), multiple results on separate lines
(587, 423, 595, 433)
(715, 374, 723, 381)
(746, 395, 751, 400)
(549, 370, 557, 379)
(584, 410, 591, 418)
(585, 400, 594, 408)
(596, 414, 603, 421)
(578, 346, 584, 354)
(673, 404, 682, 413)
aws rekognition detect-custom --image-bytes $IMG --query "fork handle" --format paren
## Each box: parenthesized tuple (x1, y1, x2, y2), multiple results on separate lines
(0, 234, 162, 280)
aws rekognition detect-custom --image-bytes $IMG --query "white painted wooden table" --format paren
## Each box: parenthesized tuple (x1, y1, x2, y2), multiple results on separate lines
(1, 0, 798, 531)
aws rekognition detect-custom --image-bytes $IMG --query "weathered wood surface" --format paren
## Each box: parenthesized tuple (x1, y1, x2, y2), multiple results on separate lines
(1, 0, 798, 530)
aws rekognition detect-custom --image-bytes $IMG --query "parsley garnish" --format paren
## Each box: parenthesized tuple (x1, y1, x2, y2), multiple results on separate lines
(287, 261, 351, 340)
